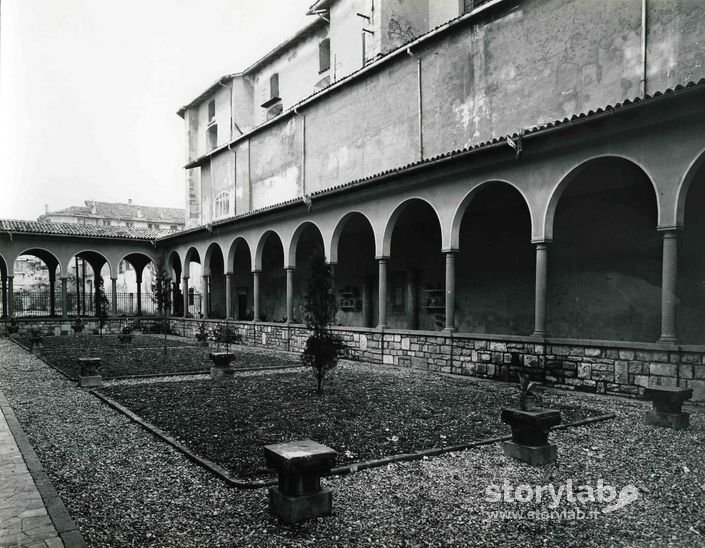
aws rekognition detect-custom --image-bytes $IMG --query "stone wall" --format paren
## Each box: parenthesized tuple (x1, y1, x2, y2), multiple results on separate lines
(5, 317, 703, 402)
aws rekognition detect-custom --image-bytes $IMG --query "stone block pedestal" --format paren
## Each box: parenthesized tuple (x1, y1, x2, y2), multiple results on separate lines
(264, 439, 337, 523)
(645, 387, 692, 430)
(78, 358, 102, 388)
(501, 407, 561, 466)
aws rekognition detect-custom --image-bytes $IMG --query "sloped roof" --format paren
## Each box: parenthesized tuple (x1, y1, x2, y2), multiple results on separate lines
(0, 219, 167, 240)
(167, 77, 705, 240)
(38, 201, 184, 224)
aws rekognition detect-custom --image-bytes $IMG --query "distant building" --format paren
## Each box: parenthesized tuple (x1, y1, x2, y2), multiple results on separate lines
(32, 200, 186, 297)
(38, 199, 185, 232)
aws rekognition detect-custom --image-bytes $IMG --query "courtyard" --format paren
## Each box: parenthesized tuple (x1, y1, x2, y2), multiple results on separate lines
(0, 334, 703, 546)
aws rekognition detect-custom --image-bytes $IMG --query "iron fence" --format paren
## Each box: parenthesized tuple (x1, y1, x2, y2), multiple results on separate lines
(6, 290, 165, 317)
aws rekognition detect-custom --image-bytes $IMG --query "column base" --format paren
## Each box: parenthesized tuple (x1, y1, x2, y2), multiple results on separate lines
(78, 375, 103, 388)
(657, 335, 678, 344)
(268, 486, 332, 523)
(531, 330, 548, 338)
(646, 410, 689, 430)
(502, 441, 557, 466)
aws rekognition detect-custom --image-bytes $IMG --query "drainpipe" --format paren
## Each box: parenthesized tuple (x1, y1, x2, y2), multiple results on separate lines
(417, 57, 423, 160)
(640, 0, 647, 98)
(294, 108, 307, 198)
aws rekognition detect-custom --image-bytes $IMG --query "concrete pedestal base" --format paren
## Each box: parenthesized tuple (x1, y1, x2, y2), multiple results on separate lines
(268, 486, 332, 523)
(30, 344, 43, 355)
(210, 367, 235, 379)
(503, 441, 557, 466)
(78, 375, 102, 388)
(646, 410, 690, 430)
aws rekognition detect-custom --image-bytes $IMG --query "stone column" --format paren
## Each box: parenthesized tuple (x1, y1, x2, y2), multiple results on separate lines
(659, 229, 679, 343)
(171, 282, 179, 316)
(406, 269, 418, 330)
(111, 278, 118, 317)
(61, 277, 68, 319)
(182, 277, 189, 318)
(7, 276, 13, 317)
(225, 273, 233, 319)
(533, 242, 549, 337)
(444, 251, 456, 331)
(377, 258, 388, 329)
(1, 275, 6, 318)
(136, 278, 142, 316)
(285, 267, 295, 323)
(362, 279, 372, 328)
(253, 270, 261, 321)
(49, 271, 56, 317)
(201, 275, 209, 318)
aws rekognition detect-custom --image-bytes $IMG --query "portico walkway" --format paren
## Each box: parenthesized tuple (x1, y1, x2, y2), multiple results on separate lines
(0, 360, 84, 547)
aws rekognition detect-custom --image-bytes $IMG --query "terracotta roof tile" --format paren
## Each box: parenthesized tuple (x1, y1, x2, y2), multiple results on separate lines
(38, 201, 184, 223)
(0, 219, 166, 239)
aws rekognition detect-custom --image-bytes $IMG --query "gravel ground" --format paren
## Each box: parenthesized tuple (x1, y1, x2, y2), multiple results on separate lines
(15, 335, 296, 378)
(1, 339, 704, 547)
(100, 363, 602, 480)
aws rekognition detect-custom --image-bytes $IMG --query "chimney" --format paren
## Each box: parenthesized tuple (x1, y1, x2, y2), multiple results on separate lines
(44, 204, 49, 214)
(128, 198, 132, 204)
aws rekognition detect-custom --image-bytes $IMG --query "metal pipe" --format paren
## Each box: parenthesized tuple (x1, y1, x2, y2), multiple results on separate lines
(417, 58, 424, 160)
(640, 0, 647, 98)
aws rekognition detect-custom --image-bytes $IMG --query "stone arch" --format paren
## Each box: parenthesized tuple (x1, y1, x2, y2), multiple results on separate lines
(62, 250, 112, 279)
(382, 198, 442, 257)
(203, 242, 225, 277)
(674, 147, 705, 229)
(546, 156, 660, 341)
(16, 248, 62, 277)
(450, 180, 533, 251)
(454, 182, 534, 335)
(183, 247, 201, 278)
(330, 211, 376, 264)
(332, 211, 378, 328)
(254, 230, 284, 271)
(544, 155, 660, 242)
(287, 221, 325, 268)
(167, 251, 182, 280)
(226, 237, 252, 274)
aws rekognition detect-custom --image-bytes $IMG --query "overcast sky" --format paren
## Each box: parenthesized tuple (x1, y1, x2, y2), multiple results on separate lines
(0, 0, 314, 220)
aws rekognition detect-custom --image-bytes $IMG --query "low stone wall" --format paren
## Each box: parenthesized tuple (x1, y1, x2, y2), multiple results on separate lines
(4, 317, 704, 401)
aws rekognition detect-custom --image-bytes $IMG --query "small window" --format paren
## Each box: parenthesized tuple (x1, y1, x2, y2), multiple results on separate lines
(208, 99, 215, 123)
(147, 223, 153, 229)
(207, 124, 218, 150)
(319, 38, 330, 73)
(267, 104, 283, 120)
(170, 224, 178, 230)
(464, 0, 491, 12)
(270, 73, 279, 99)
(125, 221, 134, 228)
(214, 191, 230, 219)
(102, 219, 111, 226)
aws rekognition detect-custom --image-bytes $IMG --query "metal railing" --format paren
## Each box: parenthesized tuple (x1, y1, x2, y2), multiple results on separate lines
(6, 290, 162, 317)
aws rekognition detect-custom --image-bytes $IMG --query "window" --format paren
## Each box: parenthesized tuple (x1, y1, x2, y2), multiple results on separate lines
(102, 219, 111, 226)
(464, 0, 492, 12)
(147, 223, 153, 229)
(270, 73, 279, 99)
(207, 124, 218, 150)
(266, 103, 283, 120)
(261, 73, 281, 108)
(214, 191, 230, 219)
(170, 224, 178, 230)
(208, 99, 215, 123)
(319, 38, 330, 73)
(125, 221, 134, 228)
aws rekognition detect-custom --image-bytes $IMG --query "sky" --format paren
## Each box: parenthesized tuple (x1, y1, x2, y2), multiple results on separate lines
(0, 0, 314, 220)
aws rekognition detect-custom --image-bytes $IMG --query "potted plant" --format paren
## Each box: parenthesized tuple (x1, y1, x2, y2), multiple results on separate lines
(195, 320, 208, 347)
(208, 320, 239, 378)
(500, 373, 561, 466)
(117, 321, 134, 343)
(71, 316, 84, 336)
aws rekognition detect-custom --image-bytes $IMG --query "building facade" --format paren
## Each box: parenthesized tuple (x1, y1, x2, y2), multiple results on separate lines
(3, 0, 705, 399)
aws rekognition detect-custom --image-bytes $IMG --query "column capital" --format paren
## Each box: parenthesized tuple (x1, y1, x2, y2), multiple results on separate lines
(285, 266, 296, 272)
(658, 228, 681, 239)
(657, 226, 682, 235)
(111, 277, 118, 282)
(375, 256, 390, 262)
(182, 276, 189, 281)
(441, 248, 459, 255)
(225, 272, 233, 278)
(251, 269, 262, 274)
